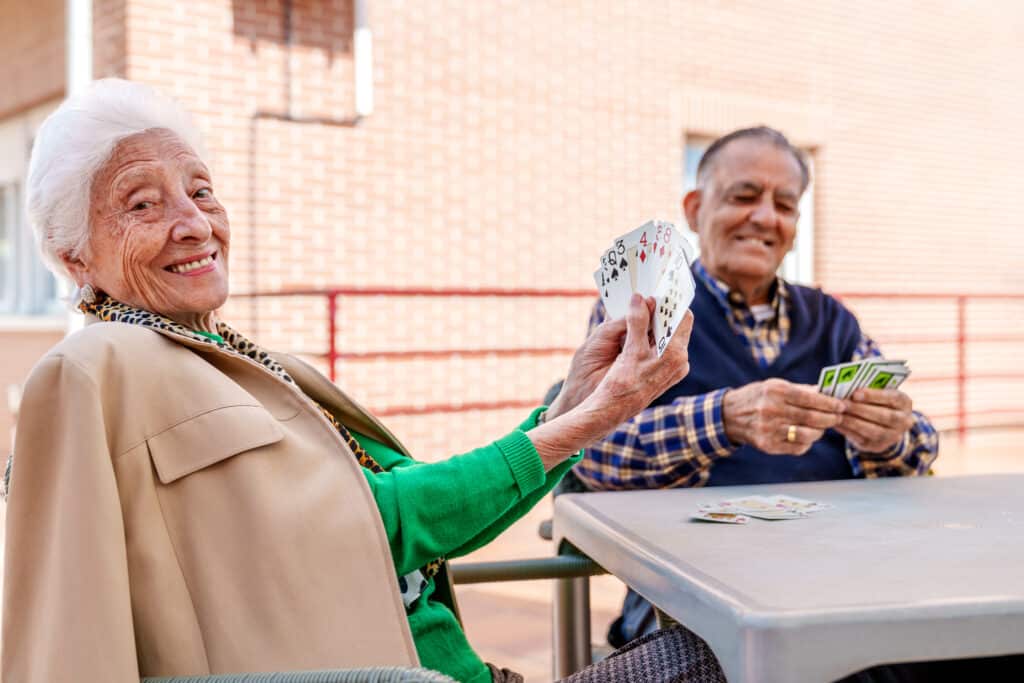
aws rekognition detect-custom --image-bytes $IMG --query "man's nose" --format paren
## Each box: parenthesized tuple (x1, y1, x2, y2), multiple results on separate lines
(169, 192, 212, 242)
(749, 196, 779, 227)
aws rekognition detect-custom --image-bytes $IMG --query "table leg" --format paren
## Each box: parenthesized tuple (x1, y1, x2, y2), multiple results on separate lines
(553, 575, 593, 678)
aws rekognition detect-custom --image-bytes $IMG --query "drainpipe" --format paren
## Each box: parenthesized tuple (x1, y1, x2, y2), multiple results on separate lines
(248, 1, 373, 334)
(354, 0, 373, 119)
(65, 0, 92, 335)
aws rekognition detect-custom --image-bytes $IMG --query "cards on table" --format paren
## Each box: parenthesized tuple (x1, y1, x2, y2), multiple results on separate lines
(691, 495, 833, 523)
(595, 220, 696, 356)
(816, 358, 910, 398)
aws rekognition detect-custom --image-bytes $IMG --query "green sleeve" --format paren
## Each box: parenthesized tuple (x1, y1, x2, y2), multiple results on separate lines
(356, 408, 581, 575)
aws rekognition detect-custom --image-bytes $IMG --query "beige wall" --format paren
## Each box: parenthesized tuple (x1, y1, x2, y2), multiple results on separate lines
(0, 330, 65, 450)
(0, 0, 64, 120)
(2, 1, 1023, 457)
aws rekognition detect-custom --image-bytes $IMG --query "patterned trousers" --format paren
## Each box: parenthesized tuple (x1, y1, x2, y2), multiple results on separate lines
(488, 626, 726, 683)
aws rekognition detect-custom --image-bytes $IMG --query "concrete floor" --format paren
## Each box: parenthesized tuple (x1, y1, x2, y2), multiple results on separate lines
(0, 428, 1021, 680)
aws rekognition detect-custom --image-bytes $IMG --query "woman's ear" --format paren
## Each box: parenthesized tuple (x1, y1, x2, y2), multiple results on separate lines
(60, 250, 89, 287)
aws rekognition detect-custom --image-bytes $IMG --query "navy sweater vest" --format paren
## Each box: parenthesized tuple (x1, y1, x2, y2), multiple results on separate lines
(650, 272, 862, 486)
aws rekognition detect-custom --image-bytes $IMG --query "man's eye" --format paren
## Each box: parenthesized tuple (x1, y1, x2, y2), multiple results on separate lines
(732, 194, 757, 203)
(193, 188, 213, 199)
(777, 203, 796, 214)
(131, 201, 154, 212)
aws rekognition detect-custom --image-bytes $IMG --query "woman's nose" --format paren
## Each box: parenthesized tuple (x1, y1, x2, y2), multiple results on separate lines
(169, 193, 212, 242)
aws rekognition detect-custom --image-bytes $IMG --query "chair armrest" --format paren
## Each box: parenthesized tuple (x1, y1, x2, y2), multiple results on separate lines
(450, 555, 605, 584)
(142, 667, 456, 683)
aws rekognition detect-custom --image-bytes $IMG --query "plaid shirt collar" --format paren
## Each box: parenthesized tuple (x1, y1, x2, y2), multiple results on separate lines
(693, 259, 788, 324)
(692, 259, 790, 367)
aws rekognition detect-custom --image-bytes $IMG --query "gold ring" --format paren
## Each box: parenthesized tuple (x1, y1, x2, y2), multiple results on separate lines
(786, 425, 797, 443)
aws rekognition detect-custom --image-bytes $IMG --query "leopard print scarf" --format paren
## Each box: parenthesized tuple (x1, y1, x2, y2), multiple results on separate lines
(77, 295, 442, 603)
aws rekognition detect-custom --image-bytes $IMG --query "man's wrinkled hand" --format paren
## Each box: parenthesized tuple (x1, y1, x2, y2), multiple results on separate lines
(836, 388, 914, 454)
(722, 379, 845, 455)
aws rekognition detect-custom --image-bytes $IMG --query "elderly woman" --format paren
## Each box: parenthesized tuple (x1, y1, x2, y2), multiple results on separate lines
(1, 79, 723, 683)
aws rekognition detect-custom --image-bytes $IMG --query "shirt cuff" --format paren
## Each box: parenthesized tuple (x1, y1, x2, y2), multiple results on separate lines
(851, 432, 909, 461)
(495, 429, 546, 496)
(679, 388, 737, 458)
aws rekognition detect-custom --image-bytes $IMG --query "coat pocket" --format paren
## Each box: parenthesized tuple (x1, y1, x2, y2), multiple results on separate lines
(147, 405, 284, 484)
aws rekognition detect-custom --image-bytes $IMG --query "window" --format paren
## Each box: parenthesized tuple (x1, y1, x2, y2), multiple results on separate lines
(0, 185, 13, 312)
(0, 181, 59, 316)
(682, 136, 816, 285)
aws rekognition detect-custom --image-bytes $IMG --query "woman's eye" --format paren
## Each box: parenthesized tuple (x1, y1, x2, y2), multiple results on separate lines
(131, 201, 154, 212)
(193, 188, 213, 199)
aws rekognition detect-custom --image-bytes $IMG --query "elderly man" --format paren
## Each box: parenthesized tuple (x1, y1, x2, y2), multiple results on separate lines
(576, 126, 940, 648)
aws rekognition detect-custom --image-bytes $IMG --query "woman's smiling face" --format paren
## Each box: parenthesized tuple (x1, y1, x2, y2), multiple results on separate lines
(66, 128, 230, 326)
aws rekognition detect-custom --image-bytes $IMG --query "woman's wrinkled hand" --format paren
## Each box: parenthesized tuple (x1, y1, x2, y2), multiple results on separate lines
(545, 314, 631, 422)
(529, 294, 692, 469)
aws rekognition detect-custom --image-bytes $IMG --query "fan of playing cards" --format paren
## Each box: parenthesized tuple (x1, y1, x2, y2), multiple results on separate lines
(816, 358, 910, 398)
(595, 220, 697, 356)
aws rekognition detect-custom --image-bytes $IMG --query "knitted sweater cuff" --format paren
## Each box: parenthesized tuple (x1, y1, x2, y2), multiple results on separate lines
(495, 429, 545, 497)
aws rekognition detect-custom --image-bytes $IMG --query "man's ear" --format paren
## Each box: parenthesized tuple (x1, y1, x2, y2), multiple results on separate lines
(682, 189, 702, 233)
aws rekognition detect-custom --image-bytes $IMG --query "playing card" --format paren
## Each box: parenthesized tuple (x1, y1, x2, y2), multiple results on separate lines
(767, 495, 833, 512)
(622, 220, 677, 296)
(595, 235, 636, 319)
(855, 360, 909, 391)
(652, 243, 696, 356)
(691, 510, 750, 524)
(831, 361, 866, 399)
(710, 496, 780, 513)
(865, 367, 911, 390)
(817, 365, 840, 396)
(741, 509, 810, 520)
(593, 266, 632, 321)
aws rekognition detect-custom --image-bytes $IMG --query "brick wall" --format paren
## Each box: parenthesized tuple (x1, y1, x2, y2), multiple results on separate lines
(0, 0, 64, 119)
(120, 0, 1023, 453)
(3, 1, 1024, 453)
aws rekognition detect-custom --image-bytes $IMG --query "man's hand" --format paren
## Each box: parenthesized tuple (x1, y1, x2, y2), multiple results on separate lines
(836, 388, 915, 454)
(722, 379, 845, 455)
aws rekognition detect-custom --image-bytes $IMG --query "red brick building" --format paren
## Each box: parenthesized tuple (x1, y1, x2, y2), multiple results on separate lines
(2, 0, 1023, 457)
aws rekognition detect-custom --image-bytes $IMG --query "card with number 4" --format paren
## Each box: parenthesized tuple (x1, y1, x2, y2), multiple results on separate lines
(596, 221, 696, 357)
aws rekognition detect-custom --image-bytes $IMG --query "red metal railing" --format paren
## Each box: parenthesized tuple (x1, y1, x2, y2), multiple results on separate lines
(835, 293, 1024, 437)
(233, 288, 1024, 435)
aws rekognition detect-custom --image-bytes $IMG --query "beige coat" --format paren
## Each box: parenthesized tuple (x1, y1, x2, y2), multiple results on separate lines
(2, 319, 421, 682)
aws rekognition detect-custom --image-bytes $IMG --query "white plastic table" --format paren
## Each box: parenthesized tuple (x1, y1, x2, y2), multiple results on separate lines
(553, 474, 1024, 682)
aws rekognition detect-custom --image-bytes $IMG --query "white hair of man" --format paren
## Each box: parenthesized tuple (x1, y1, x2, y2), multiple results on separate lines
(26, 78, 206, 295)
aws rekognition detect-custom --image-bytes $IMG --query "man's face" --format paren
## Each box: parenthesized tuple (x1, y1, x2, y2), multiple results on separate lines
(684, 138, 804, 292)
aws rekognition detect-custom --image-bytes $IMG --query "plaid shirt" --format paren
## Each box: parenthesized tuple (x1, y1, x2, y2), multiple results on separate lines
(576, 261, 939, 490)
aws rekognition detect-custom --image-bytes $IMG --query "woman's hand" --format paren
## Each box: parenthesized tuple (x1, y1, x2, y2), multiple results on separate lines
(529, 294, 693, 469)
(545, 314, 632, 422)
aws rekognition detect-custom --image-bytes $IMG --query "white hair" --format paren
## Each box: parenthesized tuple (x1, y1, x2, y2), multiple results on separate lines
(26, 78, 207, 286)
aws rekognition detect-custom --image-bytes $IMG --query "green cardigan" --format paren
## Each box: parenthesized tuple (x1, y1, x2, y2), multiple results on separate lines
(354, 407, 580, 683)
